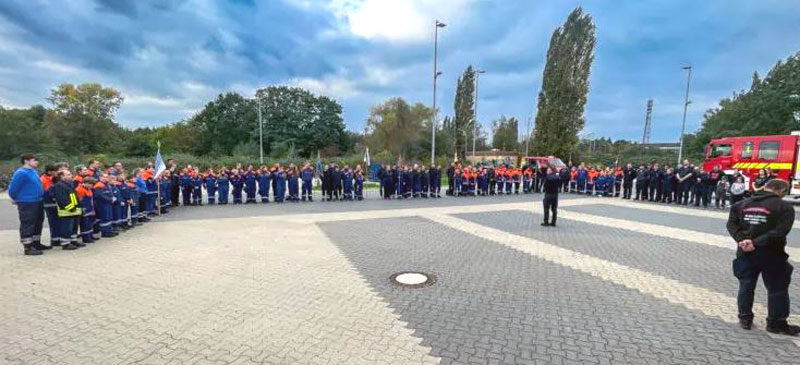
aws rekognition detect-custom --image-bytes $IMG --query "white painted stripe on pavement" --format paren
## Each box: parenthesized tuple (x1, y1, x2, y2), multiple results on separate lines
(597, 197, 800, 226)
(422, 213, 800, 346)
(530, 207, 800, 263)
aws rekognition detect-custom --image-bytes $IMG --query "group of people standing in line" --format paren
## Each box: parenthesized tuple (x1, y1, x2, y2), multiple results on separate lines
(171, 162, 366, 205)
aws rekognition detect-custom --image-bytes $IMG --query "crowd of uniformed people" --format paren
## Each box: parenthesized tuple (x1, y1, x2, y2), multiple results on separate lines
(7, 153, 779, 256)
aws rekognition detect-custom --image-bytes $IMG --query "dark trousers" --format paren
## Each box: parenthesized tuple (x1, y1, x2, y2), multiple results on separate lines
(733, 255, 793, 324)
(677, 183, 690, 204)
(302, 180, 312, 200)
(170, 185, 180, 206)
(182, 187, 192, 205)
(648, 185, 658, 201)
(17, 201, 44, 246)
(623, 183, 632, 199)
(543, 194, 558, 225)
(44, 205, 58, 244)
(635, 185, 647, 200)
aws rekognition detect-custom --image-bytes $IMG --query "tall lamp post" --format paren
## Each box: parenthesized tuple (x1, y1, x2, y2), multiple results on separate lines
(473, 69, 485, 163)
(677, 65, 692, 165)
(431, 20, 447, 165)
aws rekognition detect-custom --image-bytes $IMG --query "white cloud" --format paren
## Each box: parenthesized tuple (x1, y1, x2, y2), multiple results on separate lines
(288, 75, 360, 99)
(125, 93, 183, 107)
(33, 60, 82, 74)
(328, 0, 470, 42)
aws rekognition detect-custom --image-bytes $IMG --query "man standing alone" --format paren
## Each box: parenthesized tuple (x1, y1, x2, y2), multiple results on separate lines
(541, 167, 561, 227)
(727, 179, 799, 335)
(8, 154, 46, 255)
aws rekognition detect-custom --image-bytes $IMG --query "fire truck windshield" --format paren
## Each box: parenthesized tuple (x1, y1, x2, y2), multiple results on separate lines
(710, 144, 732, 157)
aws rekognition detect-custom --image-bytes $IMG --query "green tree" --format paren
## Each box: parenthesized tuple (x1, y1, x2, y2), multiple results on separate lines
(255, 86, 348, 157)
(365, 98, 434, 161)
(532, 7, 596, 158)
(691, 52, 800, 152)
(453, 66, 476, 160)
(0, 105, 54, 159)
(491, 116, 519, 151)
(47, 83, 126, 154)
(191, 92, 257, 156)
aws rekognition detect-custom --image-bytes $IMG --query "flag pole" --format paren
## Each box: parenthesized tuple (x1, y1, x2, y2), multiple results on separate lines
(156, 141, 162, 216)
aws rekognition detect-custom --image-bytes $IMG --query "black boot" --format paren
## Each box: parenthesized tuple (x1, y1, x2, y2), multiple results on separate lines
(739, 318, 753, 330)
(73, 241, 86, 248)
(62, 243, 79, 250)
(32, 242, 52, 250)
(767, 321, 800, 336)
(24, 244, 43, 256)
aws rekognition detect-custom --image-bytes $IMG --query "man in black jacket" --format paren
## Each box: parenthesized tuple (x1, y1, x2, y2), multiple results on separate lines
(541, 168, 561, 227)
(727, 179, 798, 335)
(622, 163, 636, 199)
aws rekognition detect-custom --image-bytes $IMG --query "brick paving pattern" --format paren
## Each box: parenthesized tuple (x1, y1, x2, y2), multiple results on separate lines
(1, 194, 799, 364)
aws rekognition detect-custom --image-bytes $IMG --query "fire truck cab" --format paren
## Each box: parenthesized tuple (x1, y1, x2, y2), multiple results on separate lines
(703, 132, 800, 197)
(521, 156, 567, 170)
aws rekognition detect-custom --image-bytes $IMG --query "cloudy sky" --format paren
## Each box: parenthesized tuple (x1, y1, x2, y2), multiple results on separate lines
(1, 0, 798, 143)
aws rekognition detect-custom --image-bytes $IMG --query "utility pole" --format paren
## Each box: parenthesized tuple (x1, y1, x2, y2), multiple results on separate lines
(678, 65, 692, 165)
(431, 20, 446, 165)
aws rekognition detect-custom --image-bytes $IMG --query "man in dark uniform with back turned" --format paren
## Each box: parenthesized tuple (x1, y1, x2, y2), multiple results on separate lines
(727, 179, 799, 335)
(541, 167, 561, 227)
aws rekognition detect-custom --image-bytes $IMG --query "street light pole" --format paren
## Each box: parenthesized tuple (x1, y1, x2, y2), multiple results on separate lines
(431, 20, 446, 166)
(473, 69, 485, 163)
(258, 95, 264, 164)
(677, 65, 692, 165)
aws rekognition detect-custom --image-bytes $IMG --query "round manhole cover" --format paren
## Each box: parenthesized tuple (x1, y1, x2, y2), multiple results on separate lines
(390, 272, 436, 288)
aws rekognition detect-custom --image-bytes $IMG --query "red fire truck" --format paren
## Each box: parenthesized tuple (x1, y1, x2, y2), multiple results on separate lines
(521, 156, 567, 170)
(702, 132, 800, 196)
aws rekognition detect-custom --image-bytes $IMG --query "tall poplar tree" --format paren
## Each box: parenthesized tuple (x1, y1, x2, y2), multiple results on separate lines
(453, 66, 476, 160)
(532, 7, 596, 157)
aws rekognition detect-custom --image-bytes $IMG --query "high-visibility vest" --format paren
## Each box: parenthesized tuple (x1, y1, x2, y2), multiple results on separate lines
(57, 192, 82, 217)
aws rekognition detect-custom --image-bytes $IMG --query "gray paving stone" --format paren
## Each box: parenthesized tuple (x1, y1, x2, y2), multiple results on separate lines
(456, 209, 800, 315)
(318, 216, 800, 365)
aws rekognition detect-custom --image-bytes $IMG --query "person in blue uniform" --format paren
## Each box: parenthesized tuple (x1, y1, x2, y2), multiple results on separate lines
(217, 168, 230, 205)
(354, 166, 365, 201)
(661, 167, 675, 203)
(301, 163, 314, 202)
(244, 165, 257, 204)
(159, 172, 171, 214)
(287, 164, 300, 202)
(341, 165, 353, 200)
(431, 165, 442, 198)
(230, 169, 244, 204)
(191, 171, 203, 206)
(274, 166, 286, 203)
(257, 166, 270, 203)
(179, 169, 192, 206)
(126, 174, 140, 227)
(204, 169, 217, 205)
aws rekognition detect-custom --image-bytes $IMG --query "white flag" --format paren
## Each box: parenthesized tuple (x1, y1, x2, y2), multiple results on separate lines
(364, 147, 371, 166)
(154, 146, 167, 178)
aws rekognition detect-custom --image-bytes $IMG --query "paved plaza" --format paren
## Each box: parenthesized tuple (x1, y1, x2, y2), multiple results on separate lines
(2, 194, 800, 364)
